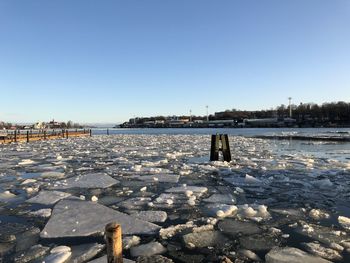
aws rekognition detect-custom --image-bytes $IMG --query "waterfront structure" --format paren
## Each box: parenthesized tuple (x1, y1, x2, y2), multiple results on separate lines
(288, 97, 292, 117)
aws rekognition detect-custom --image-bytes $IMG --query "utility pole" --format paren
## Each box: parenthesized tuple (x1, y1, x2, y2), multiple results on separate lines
(288, 97, 292, 118)
(206, 105, 209, 122)
(190, 110, 192, 122)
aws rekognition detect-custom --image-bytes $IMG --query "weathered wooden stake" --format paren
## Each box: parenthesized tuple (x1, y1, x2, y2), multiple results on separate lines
(210, 134, 232, 162)
(14, 130, 17, 142)
(26, 131, 29, 143)
(221, 134, 231, 162)
(210, 134, 220, 161)
(44, 130, 47, 140)
(105, 222, 123, 263)
(107, 128, 109, 135)
(89, 129, 92, 137)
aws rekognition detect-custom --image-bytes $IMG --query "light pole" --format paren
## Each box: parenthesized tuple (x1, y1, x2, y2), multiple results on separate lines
(206, 105, 209, 122)
(288, 97, 292, 118)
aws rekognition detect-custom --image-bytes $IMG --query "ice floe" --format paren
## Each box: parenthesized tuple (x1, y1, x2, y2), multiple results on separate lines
(182, 231, 228, 249)
(130, 241, 167, 257)
(52, 173, 119, 189)
(41, 199, 160, 238)
(130, 210, 168, 223)
(265, 247, 332, 263)
(26, 190, 71, 205)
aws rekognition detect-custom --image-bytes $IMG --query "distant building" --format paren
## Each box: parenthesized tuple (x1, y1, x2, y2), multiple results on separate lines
(207, 120, 235, 127)
(34, 122, 46, 129)
(48, 119, 61, 129)
(244, 118, 296, 127)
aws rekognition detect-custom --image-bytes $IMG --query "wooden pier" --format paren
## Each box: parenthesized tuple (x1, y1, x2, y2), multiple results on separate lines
(0, 129, 91, 144)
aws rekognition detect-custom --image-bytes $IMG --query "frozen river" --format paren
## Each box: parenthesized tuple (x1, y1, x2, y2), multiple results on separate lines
(0, 129, 350, 262)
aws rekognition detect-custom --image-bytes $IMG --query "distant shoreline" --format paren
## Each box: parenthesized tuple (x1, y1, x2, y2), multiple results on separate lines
(117, 124, 350, 129)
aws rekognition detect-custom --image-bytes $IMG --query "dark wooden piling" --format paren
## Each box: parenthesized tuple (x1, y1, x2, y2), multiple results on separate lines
(221, 134, 231, 162)
(210, 134, 232, 162)
(210, 134, 220, 161)
(105, 222, 123, 263)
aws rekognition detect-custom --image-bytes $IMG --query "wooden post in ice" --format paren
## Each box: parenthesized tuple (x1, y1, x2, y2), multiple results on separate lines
(210, 134, 231, 162)
(66, 130, 69, 139)
(89, 129, 92, 137)
(210, 134, 220, 161)
(105, 222, 123, 263)
(14, 130, 17, 142)
(26, 130, 29, 143)
(221, 134, 231, 162)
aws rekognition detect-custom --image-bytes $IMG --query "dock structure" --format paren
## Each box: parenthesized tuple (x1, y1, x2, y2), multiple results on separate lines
(0, 129, 91, 144)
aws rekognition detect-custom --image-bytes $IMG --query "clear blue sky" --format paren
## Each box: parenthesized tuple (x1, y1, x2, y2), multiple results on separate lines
(0, 0, 349, 123)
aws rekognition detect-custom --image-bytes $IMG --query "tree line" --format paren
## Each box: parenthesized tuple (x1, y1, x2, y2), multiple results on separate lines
(216, 101, 350, 126)
(0, 120, 83, 130)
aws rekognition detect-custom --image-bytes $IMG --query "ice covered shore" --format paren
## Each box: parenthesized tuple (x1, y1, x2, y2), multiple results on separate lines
(0, 134, 350, 262)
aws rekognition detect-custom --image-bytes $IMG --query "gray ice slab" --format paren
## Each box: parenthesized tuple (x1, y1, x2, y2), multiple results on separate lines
(295, 222, 347, 244)
(41, 171, 65, 179)
(182, 231, 228, 249)
(14, 244, 49, 263)
(223, 175, 263, 186)
(202, 194, 236, 204)
(131, 211, 168, 223)
(302, 242, 342, 261)
(26, 190, 71, 205)
(68, 243, 105, 263)
(130, 241, 167, 257)
(129, 174, 180, 183)
(41, 199, 160, 238)
(119, 197, 152, 210)
(52, 173, 119, 189)
(265, 247, 332, 263)
(218, 219, 262, 236)
(239, 233, 281, 251)
(165, 186, 208, 194)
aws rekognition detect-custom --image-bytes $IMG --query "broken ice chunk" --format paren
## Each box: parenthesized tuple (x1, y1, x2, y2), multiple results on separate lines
(218, 219, 262, 236)
(40, 199, 160, 238)
(265, 247, 332, 263)
(338, 215, 350, 230)
(29, 208, 52, 218)
(204, 204, 238, 218)
(130, 241, 166, 257)
(203, 194, 236, 204)
(26, 190, 71, 205)
(309, 209, 330, 220)
(302, 242, 342, 261)
(182, 231, 228, 249)
(52, 173, 119, 189)
(131, 210, 168, 223)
